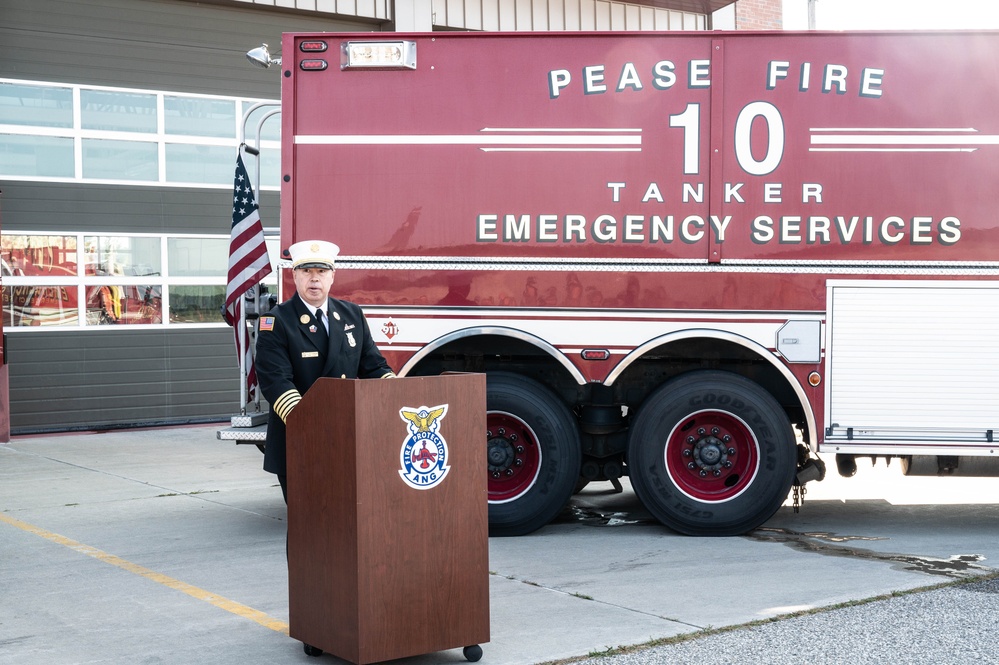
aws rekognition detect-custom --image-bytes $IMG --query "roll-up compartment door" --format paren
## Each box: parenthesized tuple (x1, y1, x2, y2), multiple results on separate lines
(825, 280, 999, 447)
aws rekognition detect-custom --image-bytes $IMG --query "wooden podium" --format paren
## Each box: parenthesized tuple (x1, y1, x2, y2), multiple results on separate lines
(286, 374, 489, 664)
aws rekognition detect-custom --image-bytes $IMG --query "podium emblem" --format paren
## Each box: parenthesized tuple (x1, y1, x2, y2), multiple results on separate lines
(399, 404, 451, 490)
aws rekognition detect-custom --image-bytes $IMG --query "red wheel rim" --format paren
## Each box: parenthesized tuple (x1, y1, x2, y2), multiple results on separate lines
(486, 411, 542, 503)
(664, 410, 760, 502)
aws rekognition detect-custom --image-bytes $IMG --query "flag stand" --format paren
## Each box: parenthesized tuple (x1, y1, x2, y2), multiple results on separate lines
(218, 103, 280, 448)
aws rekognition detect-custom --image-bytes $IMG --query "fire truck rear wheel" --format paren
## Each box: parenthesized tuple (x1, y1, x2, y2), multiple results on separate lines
(486, 372, 581, 537)
(627, 370, 796, 536)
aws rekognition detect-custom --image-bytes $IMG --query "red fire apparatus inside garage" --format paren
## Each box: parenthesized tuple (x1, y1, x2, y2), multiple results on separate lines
(239, 30, 999, 537)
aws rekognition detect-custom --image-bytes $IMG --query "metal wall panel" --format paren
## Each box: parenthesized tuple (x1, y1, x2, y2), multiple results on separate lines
(392, 0, 705, 31)
(0, 0, 373, 96)
(343, 0, 389, 17)
(224, 0, 721, 25)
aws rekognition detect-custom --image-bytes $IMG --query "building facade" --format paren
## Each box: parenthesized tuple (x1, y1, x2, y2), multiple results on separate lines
(1, 0, 764, 435)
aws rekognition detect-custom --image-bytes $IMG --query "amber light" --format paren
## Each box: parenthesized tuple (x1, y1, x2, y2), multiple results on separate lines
(808, 372, 822, 386)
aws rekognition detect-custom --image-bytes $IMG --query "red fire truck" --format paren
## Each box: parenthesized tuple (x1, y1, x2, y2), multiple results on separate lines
(261, 30, 999, 537)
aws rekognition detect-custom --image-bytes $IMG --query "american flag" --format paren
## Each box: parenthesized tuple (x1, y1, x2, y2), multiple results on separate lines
(224, 152, 273, 401)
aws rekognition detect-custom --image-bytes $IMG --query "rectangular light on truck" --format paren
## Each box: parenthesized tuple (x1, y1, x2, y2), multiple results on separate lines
(341, 41, 417, 70)
(299, 40, 328, 52)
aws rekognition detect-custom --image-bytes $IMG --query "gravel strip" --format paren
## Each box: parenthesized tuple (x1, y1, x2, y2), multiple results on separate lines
(564, 577, 999, 665)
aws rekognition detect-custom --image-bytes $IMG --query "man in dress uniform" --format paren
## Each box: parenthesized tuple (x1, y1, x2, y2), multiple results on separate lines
(255, 239, 396, 502)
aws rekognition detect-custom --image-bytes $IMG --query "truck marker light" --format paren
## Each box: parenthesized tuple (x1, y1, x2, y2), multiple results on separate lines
(299, 40, 328, 52)
(341, 41, 417, 70)
(300, 59, 328, 71)
(581, 349, 610, 361)
(808, 372, 821, 387)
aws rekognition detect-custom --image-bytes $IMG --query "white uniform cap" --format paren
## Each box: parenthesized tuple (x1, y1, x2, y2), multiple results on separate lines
(288, 240, 340, 270)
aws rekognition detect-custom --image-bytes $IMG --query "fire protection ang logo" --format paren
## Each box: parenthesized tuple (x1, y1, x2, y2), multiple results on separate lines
(398, 404, 451, 490)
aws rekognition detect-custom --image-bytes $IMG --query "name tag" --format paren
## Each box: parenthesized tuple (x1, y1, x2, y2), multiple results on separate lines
(301, 351, 319, 358)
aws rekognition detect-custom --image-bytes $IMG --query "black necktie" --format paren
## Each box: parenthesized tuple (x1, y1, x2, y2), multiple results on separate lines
(315, 309, 328, 346)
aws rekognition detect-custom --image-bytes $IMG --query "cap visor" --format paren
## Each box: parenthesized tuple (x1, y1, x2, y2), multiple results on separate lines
(295, 261, 334, 270)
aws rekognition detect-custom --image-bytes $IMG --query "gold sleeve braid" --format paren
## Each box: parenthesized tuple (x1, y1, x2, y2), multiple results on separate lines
(273, 389, 302, 423)
(381, 371, 397, 379)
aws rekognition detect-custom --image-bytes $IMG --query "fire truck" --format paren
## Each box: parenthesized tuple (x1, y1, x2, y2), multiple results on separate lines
(235, 30, 999, 537)
(0, 238, 162, 327)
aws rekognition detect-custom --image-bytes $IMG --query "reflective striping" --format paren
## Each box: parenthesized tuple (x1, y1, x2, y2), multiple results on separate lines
(295, 131, 642, 150)
(0, 512, 289, 635)
(272, 389, 301, 422)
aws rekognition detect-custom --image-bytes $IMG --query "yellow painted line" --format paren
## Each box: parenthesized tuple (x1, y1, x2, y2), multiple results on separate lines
(0, 512, 289, 635)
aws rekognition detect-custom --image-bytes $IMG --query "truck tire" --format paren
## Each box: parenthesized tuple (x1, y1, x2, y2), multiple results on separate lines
(627, 370, 796, 536)
(486, 372, 581, 536)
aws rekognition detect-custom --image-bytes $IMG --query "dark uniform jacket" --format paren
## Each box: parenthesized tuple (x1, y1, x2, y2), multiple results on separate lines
(255, 294, 394, 476)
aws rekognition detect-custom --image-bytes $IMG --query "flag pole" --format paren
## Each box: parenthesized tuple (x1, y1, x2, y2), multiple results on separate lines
(236, 103, 280, 414)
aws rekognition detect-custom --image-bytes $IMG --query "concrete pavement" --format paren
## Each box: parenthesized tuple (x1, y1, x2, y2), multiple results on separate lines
(2, 425, 998, 665)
